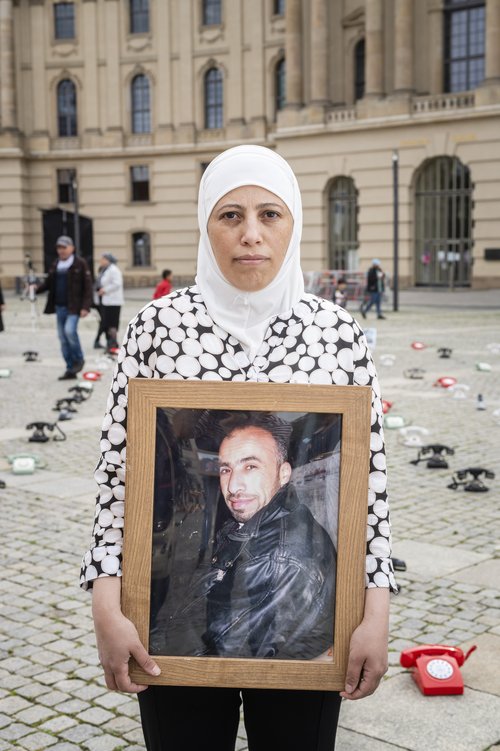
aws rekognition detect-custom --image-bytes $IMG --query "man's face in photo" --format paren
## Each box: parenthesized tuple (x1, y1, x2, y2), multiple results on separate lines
(218, 426, 291, 523)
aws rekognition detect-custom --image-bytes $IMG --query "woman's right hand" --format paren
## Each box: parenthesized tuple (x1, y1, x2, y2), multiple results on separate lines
(92, 577, 161, 693)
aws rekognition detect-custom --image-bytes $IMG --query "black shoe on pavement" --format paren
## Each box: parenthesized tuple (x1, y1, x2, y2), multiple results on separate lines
(93, 341, 104, 349)
(377, 315, 386, 319)
(361, 309, 367, 319)
(58, 371, 77, 381)
(70, 359, 85, 374)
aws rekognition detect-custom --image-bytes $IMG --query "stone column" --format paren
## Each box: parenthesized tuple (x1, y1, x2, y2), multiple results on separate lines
(284, 0, 302, 109)
(226, 0, 244, 133)
(30, 0, 48, 137)
(82, 0, 99, 136)
(0, 0, 16, 130)
(394, 0, 414, 93)
(177, 0, 194, 140)
(485, 0, 500, 83)
(244, 0, 266, 137)
(428, 1, 443, 95)
(310, 0, 329, 105)
(156, 0, 173, 142)
(365, 0, 384, 98)
(104, 0, 122, 142)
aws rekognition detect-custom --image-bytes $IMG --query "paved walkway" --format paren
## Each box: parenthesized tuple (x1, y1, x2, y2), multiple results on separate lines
(0, 288, 499, 750)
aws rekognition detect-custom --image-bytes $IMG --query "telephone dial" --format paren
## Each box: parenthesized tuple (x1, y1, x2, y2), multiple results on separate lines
(23, 350, 39, 362)
(26, 421, 67, 442)
(438, 347, 452, 359)
(404, 368, 426, 379)
(410, 444, 454, 469)
(448, 467, 495, 492)
(400, 644, 477, 695)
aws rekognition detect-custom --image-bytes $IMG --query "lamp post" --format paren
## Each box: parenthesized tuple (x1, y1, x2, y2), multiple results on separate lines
(72, 175, 80, 256)
(392, 150, 399, 312)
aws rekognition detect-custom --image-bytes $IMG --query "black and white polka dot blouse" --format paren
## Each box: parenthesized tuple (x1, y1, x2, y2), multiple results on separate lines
(80, 286, 397, 592)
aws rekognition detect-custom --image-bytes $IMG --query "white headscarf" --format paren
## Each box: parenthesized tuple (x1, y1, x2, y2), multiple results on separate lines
(195, 145, 305, 361)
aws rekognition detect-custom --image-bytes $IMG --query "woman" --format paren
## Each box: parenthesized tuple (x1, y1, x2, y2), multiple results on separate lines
(97, 252, 124, 351)
(82, 146, 396, 751)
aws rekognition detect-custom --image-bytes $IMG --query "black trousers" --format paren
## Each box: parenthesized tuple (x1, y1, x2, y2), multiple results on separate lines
(138, 685, 341, 751)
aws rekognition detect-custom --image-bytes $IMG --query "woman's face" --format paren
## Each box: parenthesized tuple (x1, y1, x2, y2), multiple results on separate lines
(207, 185, 293, 292)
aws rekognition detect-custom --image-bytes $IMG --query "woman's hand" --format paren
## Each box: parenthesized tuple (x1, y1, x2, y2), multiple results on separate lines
(340, 588, 390, 701)
(92, 577, 160, 693)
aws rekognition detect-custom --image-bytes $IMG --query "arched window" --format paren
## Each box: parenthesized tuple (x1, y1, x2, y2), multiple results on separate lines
(275, 58, 286, 115)
(131, 74, 151, 133)
(415, 157, 472, 286)
(444, 0, 485, 92)
(57, 79, 77, 137)
(132, 231, 151, 267)
(203, 0, 221, 26)
(328, 177, 358, 271)
(354, 39, 365, 101)
(204, 68, 223, 129)
(130, 0, 149, 34)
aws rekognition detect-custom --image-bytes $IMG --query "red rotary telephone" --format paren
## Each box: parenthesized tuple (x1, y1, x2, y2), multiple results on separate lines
(400, 644, 477, 695)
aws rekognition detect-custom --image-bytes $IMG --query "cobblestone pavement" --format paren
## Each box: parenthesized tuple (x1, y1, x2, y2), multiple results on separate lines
(0, 288, 499, 751)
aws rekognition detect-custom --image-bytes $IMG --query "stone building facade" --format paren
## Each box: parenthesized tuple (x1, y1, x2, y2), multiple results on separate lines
(0, 0, 499, 288)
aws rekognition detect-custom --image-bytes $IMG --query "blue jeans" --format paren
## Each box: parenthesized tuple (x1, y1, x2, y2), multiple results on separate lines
(56, 306, 84, 370)
(363, 291, 382, 316)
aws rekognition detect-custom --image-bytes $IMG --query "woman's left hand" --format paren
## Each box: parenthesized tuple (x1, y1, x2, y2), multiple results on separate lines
(340, 587, 390, 701)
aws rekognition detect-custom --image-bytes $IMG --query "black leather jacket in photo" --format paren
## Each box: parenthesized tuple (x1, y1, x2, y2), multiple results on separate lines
(163, 483, 336, 661)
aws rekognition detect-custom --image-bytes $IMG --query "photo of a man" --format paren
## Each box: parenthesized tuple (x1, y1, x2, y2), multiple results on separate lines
(153, 413, 337, 661)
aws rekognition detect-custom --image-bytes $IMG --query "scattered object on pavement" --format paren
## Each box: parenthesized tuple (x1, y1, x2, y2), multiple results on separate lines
(492, 408, 500, 424)
(26, 421, 67, 442)
(23, 350, 39, 362)
(398, 426, 430, 448)
(411, 341, 426, 350)
(410, 444, 455, 469)
(379, 354, 396, 366)
(7, 453, 47, 475)
(404, 367, 426, 379)
(0, 479, 6, 489)
(68, 385, 93, 402)
(438, 347, 452, 358)
(76, 380, 94, 392)
(58, 409, 73, 421)
(382, 399, 393, 414)
(83, 370, 103, 381)
(53, 397, 78, 414)
(400, 643, 477, 696)
(384, 415, 408, 429)
(433, 376, 457, 388)
(107, 346, 120, 356)
(476, 361, 492, 372)
(391, 557, 407, 571)
(364, 328, 377, 350)
(476, 393, 486, 410)
(486, 342, 500, 354)
(448, 383, 471, 399)
(448, 467, 495, 492)
(0, 368, 11, 378)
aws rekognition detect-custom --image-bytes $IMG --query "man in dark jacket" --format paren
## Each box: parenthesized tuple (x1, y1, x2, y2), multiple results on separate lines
(37, 236, 92, 380)
(360, 258, 386, 320)
(161, 420, 336, 661)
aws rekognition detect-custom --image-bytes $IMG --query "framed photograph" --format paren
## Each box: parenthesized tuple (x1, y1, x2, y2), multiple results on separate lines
(123, 381, 371, 691)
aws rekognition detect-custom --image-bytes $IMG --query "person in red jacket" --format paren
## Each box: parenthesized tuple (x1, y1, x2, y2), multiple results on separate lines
(153, 269, 173, 299)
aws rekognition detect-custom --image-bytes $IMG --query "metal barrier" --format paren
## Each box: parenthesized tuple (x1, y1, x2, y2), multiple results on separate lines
(303, 270, 366, 304)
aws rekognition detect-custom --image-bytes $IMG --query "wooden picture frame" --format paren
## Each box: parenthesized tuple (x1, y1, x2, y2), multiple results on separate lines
(123, 380, 371, 691)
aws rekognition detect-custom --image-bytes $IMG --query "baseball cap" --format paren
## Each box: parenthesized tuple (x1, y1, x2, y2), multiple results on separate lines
(56, 235, 74, 248)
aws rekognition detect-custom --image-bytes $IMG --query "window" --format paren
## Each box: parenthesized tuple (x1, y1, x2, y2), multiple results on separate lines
(131, 74, 151, 133)
(444, 0, 485, 92)
(54, 2, 75, 40)
(204, 68, 223, 129)
(203, 0, 221, 26)
(132, 232, 151, 266)
(57, 168, 76, 203)
(415, 157, 472, 286)
(57, 79, 77, 137)
(273, 0, 285, 15)
(354, 39, 365, 101)
(130, 165, 150, 202)
(275, 58, 286, 115)
(130, 0, 149, 34)
(328, 177, 358, 271)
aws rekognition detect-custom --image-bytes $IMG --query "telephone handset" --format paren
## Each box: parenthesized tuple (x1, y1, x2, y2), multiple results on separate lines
(400, 644, 477, 695)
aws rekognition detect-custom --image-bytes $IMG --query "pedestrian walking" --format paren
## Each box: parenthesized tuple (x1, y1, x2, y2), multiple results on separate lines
(96, 253, 124, 351)
(0, 280, 5, 332)
(334, 276, 348, 308)
(82, 145, 396, 751)
(153, 269, 173, 299)
(360, 259, 386, 319)
(36, 235, 92, 380)
(92, 260, 107, 349)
